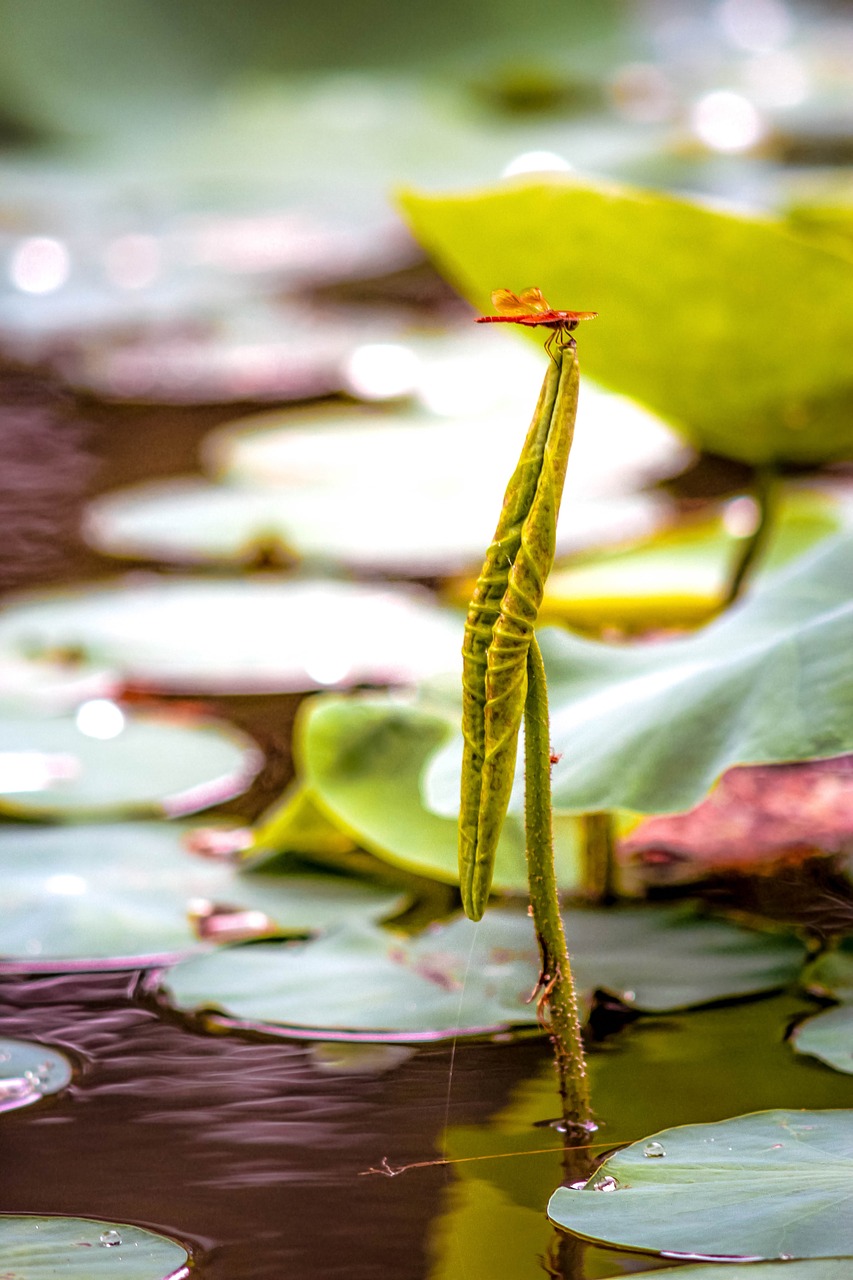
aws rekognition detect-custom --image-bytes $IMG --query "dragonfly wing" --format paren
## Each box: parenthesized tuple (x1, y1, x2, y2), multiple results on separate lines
(516, 286, 552, 314)
(489, 288, 530, 316)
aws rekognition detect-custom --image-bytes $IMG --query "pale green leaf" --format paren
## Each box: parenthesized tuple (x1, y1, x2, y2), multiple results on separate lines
(548, 1109, 853, 1259)
(399, 177, 853, 464)
(160, 904, 804, 1041)
(0, 708, 259, 820)
(426, 532, 853, 817)
(0, 822, 405, 967)
(0, 1216, 188, 1279)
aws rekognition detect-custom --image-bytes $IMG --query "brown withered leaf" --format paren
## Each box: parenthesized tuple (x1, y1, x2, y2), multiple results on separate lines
(622, 755, 853, 878)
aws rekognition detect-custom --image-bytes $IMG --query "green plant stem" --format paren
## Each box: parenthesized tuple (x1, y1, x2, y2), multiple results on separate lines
(581, 812, 617, 905)
(524, 634, 592, 1137)
(722, 465, 778, 608)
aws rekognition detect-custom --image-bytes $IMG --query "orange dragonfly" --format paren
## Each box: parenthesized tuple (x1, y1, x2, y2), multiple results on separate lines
(475, 287, 596, 354)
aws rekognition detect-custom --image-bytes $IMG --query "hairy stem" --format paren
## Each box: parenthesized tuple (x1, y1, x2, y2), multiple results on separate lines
(581, 811, 617, 905)
(524, 634, 592, 1137)
(722, 466, 778, 608)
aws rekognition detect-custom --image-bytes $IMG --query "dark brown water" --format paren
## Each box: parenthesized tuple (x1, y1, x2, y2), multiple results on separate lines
(0, 969, 555, 1279)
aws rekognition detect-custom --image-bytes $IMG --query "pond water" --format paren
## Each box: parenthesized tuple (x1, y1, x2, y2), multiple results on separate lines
(4, 967, 852, 1279)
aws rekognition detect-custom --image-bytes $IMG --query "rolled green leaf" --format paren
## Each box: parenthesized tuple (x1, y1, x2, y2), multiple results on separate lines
(460, 344, 580, 918)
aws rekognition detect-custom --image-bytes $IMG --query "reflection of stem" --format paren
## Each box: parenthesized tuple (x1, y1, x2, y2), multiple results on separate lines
(722, 466, 778, 608)
(581, 812, 617, 905)
(525, 635, 592, 1139)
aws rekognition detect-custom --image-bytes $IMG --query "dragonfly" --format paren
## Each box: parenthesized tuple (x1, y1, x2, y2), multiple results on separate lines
(475, 287, 597, 355)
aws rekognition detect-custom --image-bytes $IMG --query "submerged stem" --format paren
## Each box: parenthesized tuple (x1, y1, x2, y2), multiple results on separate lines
(722, 465, 778, 608)
(524, 634, 592, 1137)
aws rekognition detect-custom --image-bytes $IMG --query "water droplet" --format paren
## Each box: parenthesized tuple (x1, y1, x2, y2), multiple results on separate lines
(568, 1180, 588, 1190)
(771, 1143, 783, 1149)
(0, 1076, 40, 1109)
(643, 1141, 666, 1158)
(593, 1175, 618, 1192)
(99, 1230, 122, 1248)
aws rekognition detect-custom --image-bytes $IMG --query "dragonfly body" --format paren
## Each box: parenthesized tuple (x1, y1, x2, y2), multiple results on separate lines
(475, 287, 596, 353)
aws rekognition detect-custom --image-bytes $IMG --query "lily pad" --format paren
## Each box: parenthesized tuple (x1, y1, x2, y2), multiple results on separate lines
(0, 654, 115, 715)
(0, 821, 406, 969)
(159, 904, 804, 1041)
(0, 706, 260, 820)
(792, 943, 853, 1075)
(83, 475, 662, 578)
(0, 1038, 72, 1112)
(0, 578, 463, 694)
(535, 487, 843, 633)
(792, 1006, 853, 1077)
(0, 1215, 189, 1279)
(603, 1267, 853, 1280)
(426, 532, 853, 818)
(399, 178, 853, 465)
(548, 1109, 853, 1259)
(200, 385, 678, 574)
(275, 693, 582, 892)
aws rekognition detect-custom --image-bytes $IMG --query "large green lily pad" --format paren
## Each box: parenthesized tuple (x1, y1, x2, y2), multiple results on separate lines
(160, 904, 804, 1041)
(0, 578, 463, 694)
(399, 178, 853, 465)
(0, 1216, 189, 1279)
(0, 822, 405, 968)
(548, 1109, 853, 1259)
(426, 532, 853, 817)
(278, 693, 581, 892)
(0, 707, 259, 820)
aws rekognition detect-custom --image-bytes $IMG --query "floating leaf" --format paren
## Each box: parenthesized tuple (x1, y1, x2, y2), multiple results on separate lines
(792, 1006, 853, 1077)
(793, 943, 853, 1075)
(0, 654, 115, 715)
(598, 1263, 852, 1279)
(0, 578, 463, 694)
(200, 383, 677, 575)
(0, 1215, 189, 1279)
(535, 488, 843, 633)
(548, 1109, 853, 1259)
(0, 822, 405, 968)
(288, 693, 581, 892)
(0, 1038, 72, 1112)
(0, 707, 260, 820)
(160, 904, 804, 1041)
(399, 178, 853, 465)
(426, 533, 853, 818)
